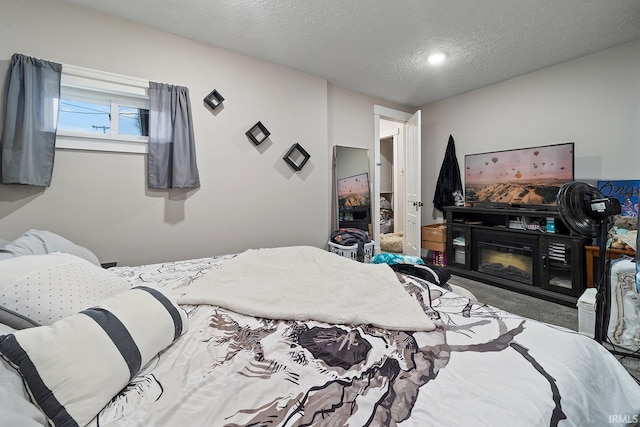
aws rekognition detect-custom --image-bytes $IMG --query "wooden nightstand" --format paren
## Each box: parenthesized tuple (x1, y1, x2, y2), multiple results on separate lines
(585, 245, 635, 288)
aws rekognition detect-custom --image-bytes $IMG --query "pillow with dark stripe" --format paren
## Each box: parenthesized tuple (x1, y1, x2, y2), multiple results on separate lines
(0, 286, 187, 427)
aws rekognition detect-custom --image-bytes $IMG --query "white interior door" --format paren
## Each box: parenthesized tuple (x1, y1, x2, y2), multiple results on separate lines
(373, 106, 419, 255)
(404, 110, 422, 256)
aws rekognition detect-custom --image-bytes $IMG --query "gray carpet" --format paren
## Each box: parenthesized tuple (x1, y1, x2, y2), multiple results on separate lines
(448, 274, 640, 382)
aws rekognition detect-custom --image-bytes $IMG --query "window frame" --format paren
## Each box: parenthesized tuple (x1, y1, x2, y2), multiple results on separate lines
(56, 64, 150, 154)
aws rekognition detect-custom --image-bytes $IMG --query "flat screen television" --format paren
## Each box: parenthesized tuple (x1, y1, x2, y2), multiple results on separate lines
(337, 172, 370, 209)
(464, 142, 574, 209)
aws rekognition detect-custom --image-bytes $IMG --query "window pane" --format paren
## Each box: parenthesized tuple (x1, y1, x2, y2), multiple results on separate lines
(119, 106, 149, 137)
(58, 99, 111, 134)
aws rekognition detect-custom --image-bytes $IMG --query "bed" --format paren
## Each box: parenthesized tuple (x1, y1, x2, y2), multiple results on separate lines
(1, 230, 640, 427)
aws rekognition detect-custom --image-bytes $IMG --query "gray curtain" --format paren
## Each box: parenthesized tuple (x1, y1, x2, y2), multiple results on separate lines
(1, 53, 62, 186)
(148, 82, 200, 189)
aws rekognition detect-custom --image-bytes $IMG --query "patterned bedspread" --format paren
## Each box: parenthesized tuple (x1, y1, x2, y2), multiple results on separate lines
(91, 254, 640, 427)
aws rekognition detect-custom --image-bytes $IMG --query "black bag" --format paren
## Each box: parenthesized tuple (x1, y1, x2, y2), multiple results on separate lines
(389, 263, 452, 290)
(330, 228, 371, 262)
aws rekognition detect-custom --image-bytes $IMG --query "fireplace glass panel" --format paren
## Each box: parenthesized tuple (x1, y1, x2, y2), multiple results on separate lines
(546, 241, 572, 289)
(452, 229, 467, 265)
(477, 241, 534, 285)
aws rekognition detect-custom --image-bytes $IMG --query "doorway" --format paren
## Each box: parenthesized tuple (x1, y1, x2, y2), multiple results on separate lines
(379, 135, 398, 236)
(373, 106, 422, 256)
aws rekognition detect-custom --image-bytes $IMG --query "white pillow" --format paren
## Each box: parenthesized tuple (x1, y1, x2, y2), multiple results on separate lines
(0, 253, 130, 329)
(0, 229, 100, 266)
(0, 323, 47, 427)
(0, 286, 188, 427)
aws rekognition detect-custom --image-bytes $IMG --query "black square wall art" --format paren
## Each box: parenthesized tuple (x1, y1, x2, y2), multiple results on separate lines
(283, 143, 310, 171)
(246, 121, 270, 146)
(204, 89, 224, 111)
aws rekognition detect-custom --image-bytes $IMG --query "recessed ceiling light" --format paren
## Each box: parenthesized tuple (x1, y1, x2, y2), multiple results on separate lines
(427, 52, 447, 65)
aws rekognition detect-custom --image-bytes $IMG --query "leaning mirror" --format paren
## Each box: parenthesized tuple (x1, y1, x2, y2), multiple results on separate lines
(332, 146, 372, 235)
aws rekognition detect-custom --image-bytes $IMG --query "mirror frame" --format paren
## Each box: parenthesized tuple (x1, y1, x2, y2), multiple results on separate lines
(332, 145, 372, 236)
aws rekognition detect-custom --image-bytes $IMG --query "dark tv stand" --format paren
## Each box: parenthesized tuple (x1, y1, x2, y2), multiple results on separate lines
(339, 205, 371, 233)
(444, 206, 589, 306)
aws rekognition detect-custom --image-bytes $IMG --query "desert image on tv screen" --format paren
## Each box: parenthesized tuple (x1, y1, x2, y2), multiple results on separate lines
(465, 143, 574, 206)
(337, 173, 370, 208)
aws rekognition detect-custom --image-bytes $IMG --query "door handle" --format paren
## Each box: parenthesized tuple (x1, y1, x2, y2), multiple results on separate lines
(413, 201, 424, 207)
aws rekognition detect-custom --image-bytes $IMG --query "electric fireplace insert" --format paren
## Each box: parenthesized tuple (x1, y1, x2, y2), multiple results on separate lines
(473, 230, 539, 285)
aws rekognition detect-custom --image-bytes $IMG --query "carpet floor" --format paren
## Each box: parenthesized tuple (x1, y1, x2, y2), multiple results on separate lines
(448, 274, 640, 383)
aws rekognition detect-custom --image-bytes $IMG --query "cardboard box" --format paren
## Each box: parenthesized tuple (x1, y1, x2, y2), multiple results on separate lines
(421, 224, 447, 252)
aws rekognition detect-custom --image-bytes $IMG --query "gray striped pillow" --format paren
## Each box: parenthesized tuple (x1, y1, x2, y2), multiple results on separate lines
(0, 286, 188, 427)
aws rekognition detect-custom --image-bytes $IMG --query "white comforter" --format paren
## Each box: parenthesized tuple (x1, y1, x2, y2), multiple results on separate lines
(170, 246, 436, 331)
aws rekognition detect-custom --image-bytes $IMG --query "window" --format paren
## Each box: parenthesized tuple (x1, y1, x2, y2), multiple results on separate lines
(56, 65, 150, 153)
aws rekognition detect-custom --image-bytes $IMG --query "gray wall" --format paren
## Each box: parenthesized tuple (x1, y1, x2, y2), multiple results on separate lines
(421, 39, 640, 223)
(0, 0, 408, 265)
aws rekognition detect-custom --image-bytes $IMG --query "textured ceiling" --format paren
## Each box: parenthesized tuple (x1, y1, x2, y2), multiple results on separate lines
(61, 0, 640, 107)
